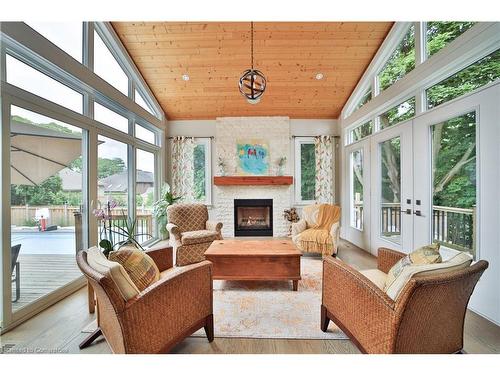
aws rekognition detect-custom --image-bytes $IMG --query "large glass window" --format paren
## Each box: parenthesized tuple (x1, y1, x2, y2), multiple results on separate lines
(296, 140, 316, 202)
(426, 22, 475, 57)
(135, 124, 156, 144)
(354, 88, 372, 111)
(193, 139, 211, 203)
(378, 25, 415, 92)
(350, 149, 364, 230)
(135, 89, 155, 116)
(379, 97, 415, 130)
(94, 30, 129, 95)
(6, 55, 83, 114)
(380, 136, 401, 244)
(136, 149, 156, 244)
(94, 102, 129, 134)
(427, 49, 500, 109)
(431, 112, 476, 256)
(25, 22, 83, 62)
(97, 135, 129, 246)
(350, 120, 373, 143)
(9, 106, 85, 312)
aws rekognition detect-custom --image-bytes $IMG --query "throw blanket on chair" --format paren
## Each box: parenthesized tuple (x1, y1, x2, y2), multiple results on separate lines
(299, 204, 340, 255)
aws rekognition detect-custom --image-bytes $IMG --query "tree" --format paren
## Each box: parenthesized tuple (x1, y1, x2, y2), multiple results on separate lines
(300, 143, 315, 200)
(193, 144, 206, 201)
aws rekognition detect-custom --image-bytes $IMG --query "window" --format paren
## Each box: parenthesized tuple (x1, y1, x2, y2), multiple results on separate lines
(136, 149, 156, 244)
(94, 30, 129, 95)
(426, 22, 475, 57)
(6, 55, 83, 113)
(380, 136, 401, 244)
(431, 112, 477, 256)
(378, 25, 415, 92)
(135, 124, 156, 144)
(9, 105, 85, 312)
(354, 88, 372, 111)
(350, 149, 364, 230)
(350, 120, 373, 143)
(426, 49, 500, 109)
(26, 22, 83, 62)
(94, 102, 129, 133)
(379, 97, 415, 130)
(295, 138, 316, 203)
(135, 89, 155, 115)
(193, 139, 211, 203)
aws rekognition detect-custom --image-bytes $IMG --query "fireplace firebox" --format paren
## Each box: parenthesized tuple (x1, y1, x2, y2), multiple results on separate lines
(234, 199, 273, 237)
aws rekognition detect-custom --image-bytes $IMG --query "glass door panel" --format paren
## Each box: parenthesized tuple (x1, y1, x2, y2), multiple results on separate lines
(9, 105, 86, 313)
(431, 111, 477, 257)
(380, 136, 402, 245)
(350, 149, 364, 230)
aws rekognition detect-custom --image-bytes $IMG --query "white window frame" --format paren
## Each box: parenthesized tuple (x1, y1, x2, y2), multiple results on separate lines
(294, 137, 316, 205)
(193, 138, 212, 206)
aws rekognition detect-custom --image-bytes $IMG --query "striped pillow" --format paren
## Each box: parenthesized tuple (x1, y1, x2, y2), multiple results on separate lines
(109, 248, 160, 291)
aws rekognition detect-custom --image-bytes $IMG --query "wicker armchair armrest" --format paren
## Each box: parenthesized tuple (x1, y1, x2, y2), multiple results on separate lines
(122, 261, 213, 353)
(206, 220, 223, 233)
(322, 257, 395, 353)
(145, 245, 173, 272)
(166, 223, 181, 240)
(377, 247, 406, 273)
(291, 219, 307, 236)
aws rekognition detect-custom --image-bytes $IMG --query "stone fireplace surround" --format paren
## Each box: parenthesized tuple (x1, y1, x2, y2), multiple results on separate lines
(211, 116, 292, 238)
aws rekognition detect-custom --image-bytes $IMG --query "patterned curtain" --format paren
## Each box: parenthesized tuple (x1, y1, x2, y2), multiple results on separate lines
(314, 135, 335, 204)
(171, 136, 195, 202)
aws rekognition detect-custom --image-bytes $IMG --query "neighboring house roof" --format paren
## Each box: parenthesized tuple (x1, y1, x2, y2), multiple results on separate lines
(58, 168, 82, 191)
(99, 170, 154, 193)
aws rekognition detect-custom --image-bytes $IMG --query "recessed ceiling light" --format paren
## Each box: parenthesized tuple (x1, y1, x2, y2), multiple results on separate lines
(315, 73, 324, 80)
(182, 74, 190, 81)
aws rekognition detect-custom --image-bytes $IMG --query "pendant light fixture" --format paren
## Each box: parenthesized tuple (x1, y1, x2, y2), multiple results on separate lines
(238, 21, 267, 104)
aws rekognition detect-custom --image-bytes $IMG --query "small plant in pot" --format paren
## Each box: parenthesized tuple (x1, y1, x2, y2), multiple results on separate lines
(153, 183, 182, 240)
(277, 156, 287, 176)
(93, 200, 152, 257)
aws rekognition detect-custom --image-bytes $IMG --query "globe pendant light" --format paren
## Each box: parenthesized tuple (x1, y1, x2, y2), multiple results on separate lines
(238, 22, 267, 104)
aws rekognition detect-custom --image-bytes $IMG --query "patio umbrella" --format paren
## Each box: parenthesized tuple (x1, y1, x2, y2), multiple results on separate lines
(10, 120, 82, 186)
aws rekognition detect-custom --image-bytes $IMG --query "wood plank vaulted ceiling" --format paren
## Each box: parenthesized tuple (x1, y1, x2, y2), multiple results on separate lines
(112, 22, 393, 120)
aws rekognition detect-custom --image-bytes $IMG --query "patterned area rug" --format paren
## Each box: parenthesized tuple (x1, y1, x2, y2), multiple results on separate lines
(83, 256, 348, 340)
(193, 256, 347, 339)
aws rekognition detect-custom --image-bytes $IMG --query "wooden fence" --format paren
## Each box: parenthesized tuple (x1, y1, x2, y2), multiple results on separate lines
(11, 205, 80, 227)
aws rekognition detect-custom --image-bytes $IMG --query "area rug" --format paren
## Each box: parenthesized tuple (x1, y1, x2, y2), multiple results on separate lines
(83, 257, 348, 340)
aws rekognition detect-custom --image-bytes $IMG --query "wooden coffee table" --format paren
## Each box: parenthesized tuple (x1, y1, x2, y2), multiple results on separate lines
(204, 238, 302, 291)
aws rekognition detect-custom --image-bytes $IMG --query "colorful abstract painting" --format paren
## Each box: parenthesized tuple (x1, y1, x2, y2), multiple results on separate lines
(236, 139, 270, 175)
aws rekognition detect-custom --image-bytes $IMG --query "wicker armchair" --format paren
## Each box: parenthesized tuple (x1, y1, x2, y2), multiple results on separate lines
(321, 247, 488, 354)
(167, 203, 223, 266)
(76, 246, 214, 354)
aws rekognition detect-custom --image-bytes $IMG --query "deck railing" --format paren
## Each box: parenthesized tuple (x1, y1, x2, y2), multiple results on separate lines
(352, 203, 476, 255)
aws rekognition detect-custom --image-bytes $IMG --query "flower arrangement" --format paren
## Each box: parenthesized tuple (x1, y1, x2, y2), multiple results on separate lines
(277, 156, 287, 175)
(93, 200, 151, 257)
(217, 156, 227, 176)
(153, 183, 182, 240)
(283, 207, 300, 236)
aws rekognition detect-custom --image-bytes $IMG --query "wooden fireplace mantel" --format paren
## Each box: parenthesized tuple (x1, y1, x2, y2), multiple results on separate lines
(213, 176, 293, 186)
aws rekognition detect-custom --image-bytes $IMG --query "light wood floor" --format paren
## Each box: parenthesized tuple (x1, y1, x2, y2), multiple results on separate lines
(2, 240, 500, 354)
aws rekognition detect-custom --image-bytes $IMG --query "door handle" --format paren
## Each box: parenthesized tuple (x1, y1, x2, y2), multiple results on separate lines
(414, 210, 422, 216)
(401, 209, 412, 215)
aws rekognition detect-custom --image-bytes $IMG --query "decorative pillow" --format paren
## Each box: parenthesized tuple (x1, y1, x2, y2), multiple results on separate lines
(385, 251, 473, 300)
(384, 243, 442, 293)
(109, 248, 160, 291)
(86, 246, 140, 301)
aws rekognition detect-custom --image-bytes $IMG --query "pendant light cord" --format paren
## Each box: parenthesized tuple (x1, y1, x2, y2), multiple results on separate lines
(251, 21, 254, 70)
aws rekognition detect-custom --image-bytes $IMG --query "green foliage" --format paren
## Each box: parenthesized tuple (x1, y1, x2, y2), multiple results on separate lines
(379, 25, 415, 91)
(193, 144, 206, 201)
(153, 184, 182, 240)
(354, 88, 372, 110)
(426, 22, 475, 57)
(380, 137, 401, 203)
(379, 98, 415, 129)
(97, 158, 126, 179)
(300, 143, 315, 200)
(11, 175, 81, 206)
(352, 121, 373, 142)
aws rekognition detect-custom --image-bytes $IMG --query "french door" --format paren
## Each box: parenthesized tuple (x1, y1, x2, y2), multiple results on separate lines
(370, 121, 413, 255)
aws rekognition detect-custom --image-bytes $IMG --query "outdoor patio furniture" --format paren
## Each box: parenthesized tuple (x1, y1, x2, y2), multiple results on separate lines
(11, 244, 21, 302)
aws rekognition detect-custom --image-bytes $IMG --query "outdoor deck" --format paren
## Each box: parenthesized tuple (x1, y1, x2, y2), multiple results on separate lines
(12, 254, 82, 312)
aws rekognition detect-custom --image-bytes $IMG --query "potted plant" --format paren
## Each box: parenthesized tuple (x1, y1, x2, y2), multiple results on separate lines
(283, 207, 300, 236)
(153, 183, 182, 240)
(93, 200, 152, 257)
(217, 156, 227, 176)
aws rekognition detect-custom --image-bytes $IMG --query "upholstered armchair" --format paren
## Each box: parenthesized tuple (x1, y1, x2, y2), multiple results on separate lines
(292, 204, 340, 256)
(167, 203, 223, 266)
(321, 247, 488, 354)
(76, 246, 214, 354)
